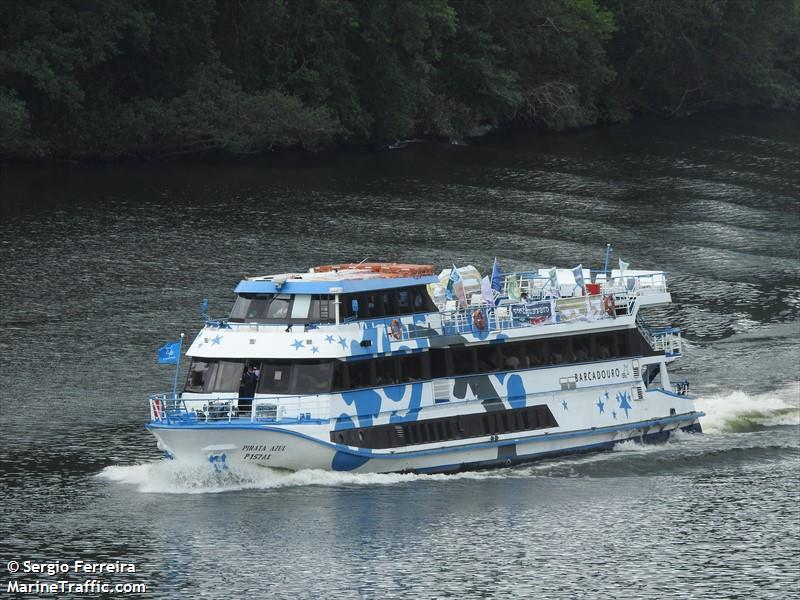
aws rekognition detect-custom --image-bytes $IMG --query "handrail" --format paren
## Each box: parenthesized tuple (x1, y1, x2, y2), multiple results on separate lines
(636, 317, 683, 356)
(148, 392, 330, 424)
(401, 292, 634, 341)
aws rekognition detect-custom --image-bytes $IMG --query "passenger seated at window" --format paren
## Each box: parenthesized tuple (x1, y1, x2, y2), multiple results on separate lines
(575, 347, 590, 362)
(504, 355, 520, 370)
(550, 352, 563, 365)
(598, 345, 611, 359)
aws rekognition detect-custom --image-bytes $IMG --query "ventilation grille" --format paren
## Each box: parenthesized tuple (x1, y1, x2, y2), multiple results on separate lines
(433, 379, 451, 403)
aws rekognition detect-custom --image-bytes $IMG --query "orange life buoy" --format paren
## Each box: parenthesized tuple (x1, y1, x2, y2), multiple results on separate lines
(389, 319, 403, 340)
(603, 294, 616, 317)
(472, 309, 486, 331)
(152, 398, 163, 420)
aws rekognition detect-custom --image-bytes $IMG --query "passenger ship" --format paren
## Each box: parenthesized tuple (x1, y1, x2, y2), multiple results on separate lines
(146, 261, 703, 474)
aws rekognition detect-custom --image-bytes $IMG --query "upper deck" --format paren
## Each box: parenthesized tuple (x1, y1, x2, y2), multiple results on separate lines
(186, 265, 677, 361)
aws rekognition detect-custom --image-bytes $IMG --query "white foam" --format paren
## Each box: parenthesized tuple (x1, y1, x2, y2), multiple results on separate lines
(612, 438, 672, 453)
(694, 381, 800, 434)
(98, 460, 504, 494)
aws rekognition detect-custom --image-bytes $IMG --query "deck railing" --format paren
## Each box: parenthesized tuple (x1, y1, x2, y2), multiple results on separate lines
(398, 292, 635, 341)
(148, 393, 330, 424)
(636, 318, 683, 357)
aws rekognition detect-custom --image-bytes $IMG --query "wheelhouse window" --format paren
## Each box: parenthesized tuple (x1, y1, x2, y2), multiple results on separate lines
(230, 293, 333, 324)
(266, 294, 291, 319)
(184, 359, 244, 393)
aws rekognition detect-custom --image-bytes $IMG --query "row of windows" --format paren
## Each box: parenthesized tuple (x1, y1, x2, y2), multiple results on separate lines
(184, 329, 652, 395)
(228, 285, 437, 324)
(229, 293, 334, 324)
(330, 404, 558, 449)
(338, 286, 437, 320)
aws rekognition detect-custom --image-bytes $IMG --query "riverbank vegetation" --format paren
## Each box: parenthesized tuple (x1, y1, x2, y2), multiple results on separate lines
(1, 0, 798, 160)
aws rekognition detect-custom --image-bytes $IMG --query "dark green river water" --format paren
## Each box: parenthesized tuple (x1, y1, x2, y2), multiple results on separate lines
(1, 110, 798, 599)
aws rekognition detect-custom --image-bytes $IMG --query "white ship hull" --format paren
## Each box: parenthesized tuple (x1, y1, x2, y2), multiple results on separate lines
(147, 387, 702, 474)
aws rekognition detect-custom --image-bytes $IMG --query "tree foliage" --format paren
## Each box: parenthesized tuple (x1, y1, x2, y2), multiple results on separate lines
(0, 0, 797, 159)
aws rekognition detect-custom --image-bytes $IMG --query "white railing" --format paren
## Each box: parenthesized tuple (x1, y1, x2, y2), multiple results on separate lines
(148, 393, 331, 424)
(637, 320, 683, 356)
(399, 293, 635, 340)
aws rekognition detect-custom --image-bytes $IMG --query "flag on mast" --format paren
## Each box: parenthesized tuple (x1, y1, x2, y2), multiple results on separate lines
(548, 267, 558, 290)
(157, 340, 181, 364)
(446, 264, 458, 300)
(572, 264, 585, 290)
(480, 276, 494, 305)
(490, 258, 502, 292)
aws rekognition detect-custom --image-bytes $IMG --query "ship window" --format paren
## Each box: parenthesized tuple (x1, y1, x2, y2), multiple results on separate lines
(292, 361, 333, 394)
(258, 360, 292, 394)
(331, 359, 350, 391)
(548, 338, 565, 365)
(397, 290, 413, 315)
(185, 360, 211, 392)
(476, 345, 501, 372)
(365, 293, 384, 318)
(376, 356, 398, 386)
(230, 294, 275, 322)
(451, 347, 475, 376)
(266, 294, 292, 319)
(381, 291, 397, 316)
(338, 286, 436, 321)
(430, 349, 449, 378)
(184, 359, 244, 393)
(348, 359, 374, 389)
(209, 360, 245, 392)
(399, 353, 424, 382)
(310, 295, 334, 323)
(230, 295, 251, 321)
(290, 295, 312, 319)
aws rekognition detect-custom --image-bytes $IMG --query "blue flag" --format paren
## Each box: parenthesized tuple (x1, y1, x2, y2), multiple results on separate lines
(572, 264, 585, 289)
(157, 340, 181, 364)
(446, 264, 459, 300)
(491, 258, 502, 292)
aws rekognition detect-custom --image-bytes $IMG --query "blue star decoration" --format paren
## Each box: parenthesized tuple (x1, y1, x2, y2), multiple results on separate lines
(211, 335, 223, 345)
(562, 399, 569, 411)
(596, 397, 605, 414)
(338, 336, 347, 349)
(616, 391, 633, 418)
(325, 335, 335, 344)
(311, 346, 319, 354)
(612, 410, 617, 420)
(291, 339, 304, 350)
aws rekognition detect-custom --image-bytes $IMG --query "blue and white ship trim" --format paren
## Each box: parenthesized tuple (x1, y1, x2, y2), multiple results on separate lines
(146, 262, 703, 474)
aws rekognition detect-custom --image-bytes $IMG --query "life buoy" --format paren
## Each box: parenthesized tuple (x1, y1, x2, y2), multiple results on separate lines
(152, 398, 163, 420)
(389, 319, 403, 340)
(472, 309, 486, 331)
(603, 294, 616, 317)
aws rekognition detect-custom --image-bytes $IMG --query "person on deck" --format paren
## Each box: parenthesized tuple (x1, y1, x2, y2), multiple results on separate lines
(238, 365, 258, 414)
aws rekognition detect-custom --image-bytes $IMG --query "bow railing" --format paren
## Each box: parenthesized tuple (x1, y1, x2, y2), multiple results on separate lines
(148, 393, 330, 424)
